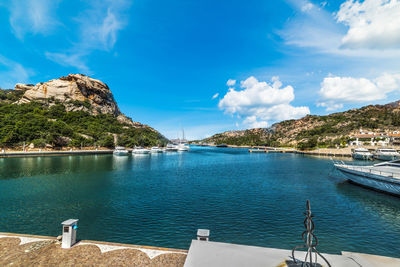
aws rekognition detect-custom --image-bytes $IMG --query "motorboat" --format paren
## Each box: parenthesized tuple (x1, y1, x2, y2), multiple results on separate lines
(132, 147, 150, 154)
(150, 146, 163, 153)
(113, 146, 129, 156)
(374, 148, 400, 161)
(334, 159, 400, 196)
(351, 148, 373, 160)
(165, 143, 178, 152)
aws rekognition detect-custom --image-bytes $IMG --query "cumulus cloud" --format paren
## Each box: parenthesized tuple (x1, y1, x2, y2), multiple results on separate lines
(318, 73, 400, 110)
(8, 0, 60, 39)
(226, 79, 236, 86)
(218, 76, 310, 128)
(336, 0, 400, 49)
(212, 93, 219, 99)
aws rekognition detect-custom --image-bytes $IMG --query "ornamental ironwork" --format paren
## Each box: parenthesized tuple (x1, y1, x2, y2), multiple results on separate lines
(291, 200, 331, 267)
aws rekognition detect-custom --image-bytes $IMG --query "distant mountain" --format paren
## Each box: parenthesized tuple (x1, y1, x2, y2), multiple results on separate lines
(0, 74, 167, 148)
(202, 101, 400, 149)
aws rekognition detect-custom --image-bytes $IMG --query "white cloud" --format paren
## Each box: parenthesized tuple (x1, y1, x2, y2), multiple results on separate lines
(212, 93, 219, 99)
(226, 79, 236, 86)
(8, 0, 60, 39)
(46, 0, 129, 73)
(318, 73, 400, 110)
(219, 76, 310, 128)
(281, 0, 400, 59)
(45, 52, 90, 74)
(336, 0, 400, 49)
(301, 2, 314, 12)
(77, 3, 127, 51)
(0, 55, 32, 88)
(280, 0, 344, 53)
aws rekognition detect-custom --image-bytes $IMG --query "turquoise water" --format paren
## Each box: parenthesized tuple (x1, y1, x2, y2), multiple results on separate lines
(1, 146, 400, 257)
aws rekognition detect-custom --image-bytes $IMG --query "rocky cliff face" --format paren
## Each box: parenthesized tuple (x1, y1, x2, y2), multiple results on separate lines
(15, 74, 146, 128)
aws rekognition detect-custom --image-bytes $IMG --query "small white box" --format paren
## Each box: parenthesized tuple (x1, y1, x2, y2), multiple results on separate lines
(61, 219, 79, 248)
(197, 229, 210, 241)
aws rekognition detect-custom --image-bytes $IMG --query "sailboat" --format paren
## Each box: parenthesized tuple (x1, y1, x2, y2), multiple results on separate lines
(177, 129, 190, 151)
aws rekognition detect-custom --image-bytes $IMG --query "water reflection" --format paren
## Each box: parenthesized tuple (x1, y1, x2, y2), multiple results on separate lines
(336, 182, 400, 228)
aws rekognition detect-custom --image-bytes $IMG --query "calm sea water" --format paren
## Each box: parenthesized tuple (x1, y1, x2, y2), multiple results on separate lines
(1, 146, 400, 257)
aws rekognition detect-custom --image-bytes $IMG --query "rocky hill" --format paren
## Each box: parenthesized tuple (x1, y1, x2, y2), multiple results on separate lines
(0, 74, 167, 148)
(202, 101, 400, 149)
(15, 74, 144, 127)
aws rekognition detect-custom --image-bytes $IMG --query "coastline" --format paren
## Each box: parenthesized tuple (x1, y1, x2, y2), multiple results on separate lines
(0, 145, 356, 158)
(0, 148, 113, 158)
(1, 232, 399, 266)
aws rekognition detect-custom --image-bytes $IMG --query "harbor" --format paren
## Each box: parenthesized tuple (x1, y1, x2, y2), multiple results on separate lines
(1, 146, 400, 259)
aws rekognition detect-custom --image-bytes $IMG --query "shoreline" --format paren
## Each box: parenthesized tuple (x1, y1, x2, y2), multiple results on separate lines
(1, 232, 399, 266)
(0, 149, 113, 158)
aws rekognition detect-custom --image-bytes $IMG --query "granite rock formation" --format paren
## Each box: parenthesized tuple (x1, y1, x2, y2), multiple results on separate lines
(15, 74, 146, 128)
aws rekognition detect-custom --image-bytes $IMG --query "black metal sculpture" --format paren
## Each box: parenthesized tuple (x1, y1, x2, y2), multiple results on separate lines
(291, 200, 331, 267)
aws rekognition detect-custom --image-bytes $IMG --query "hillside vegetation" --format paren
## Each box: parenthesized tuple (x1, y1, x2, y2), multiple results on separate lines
(202, 101, 400, 150)
(0, 89, 167, 148)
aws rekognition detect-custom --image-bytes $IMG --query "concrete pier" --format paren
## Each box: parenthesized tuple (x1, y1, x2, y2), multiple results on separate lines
(184, 240, 400, 267)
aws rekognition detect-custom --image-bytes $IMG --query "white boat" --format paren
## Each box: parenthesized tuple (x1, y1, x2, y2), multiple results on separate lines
(165, 143, 178, 152)
(351, 148, 373, 160)
(113, 146, 129, 156)
(132, 147, 150, 154)
(374, 148, 400, 161)
(334, 160, 400, 196)
(177, 143, 190, 151)
(151, 146, 163, 153)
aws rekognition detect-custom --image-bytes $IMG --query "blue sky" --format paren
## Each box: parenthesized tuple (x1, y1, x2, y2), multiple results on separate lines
(1, 0, 400, 139)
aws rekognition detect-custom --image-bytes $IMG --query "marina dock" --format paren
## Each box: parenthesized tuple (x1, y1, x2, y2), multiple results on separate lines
(248, 147, 352, 157)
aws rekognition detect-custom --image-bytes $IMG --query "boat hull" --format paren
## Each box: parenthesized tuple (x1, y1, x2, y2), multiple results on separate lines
(133, 150, 150, 154)
(113, 151, 129, 156)
(374, 154, 400, 161)
(336, 165, 400, 196)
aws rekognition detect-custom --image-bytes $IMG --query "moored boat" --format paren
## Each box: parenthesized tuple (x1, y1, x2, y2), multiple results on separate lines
(177, 143, 190, 151)
(374, 148, 400, 161)
(334, 160, 400, 196)
(132, 147, 150, 154)
(165, 143, 179, 152)
(351, 148, 373, 160)
(150, 146, 163, 153)
(113, 146, 129, 156)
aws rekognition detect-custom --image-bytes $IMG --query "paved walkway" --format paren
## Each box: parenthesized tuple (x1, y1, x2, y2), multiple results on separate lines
(184, 240, 400, 267)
